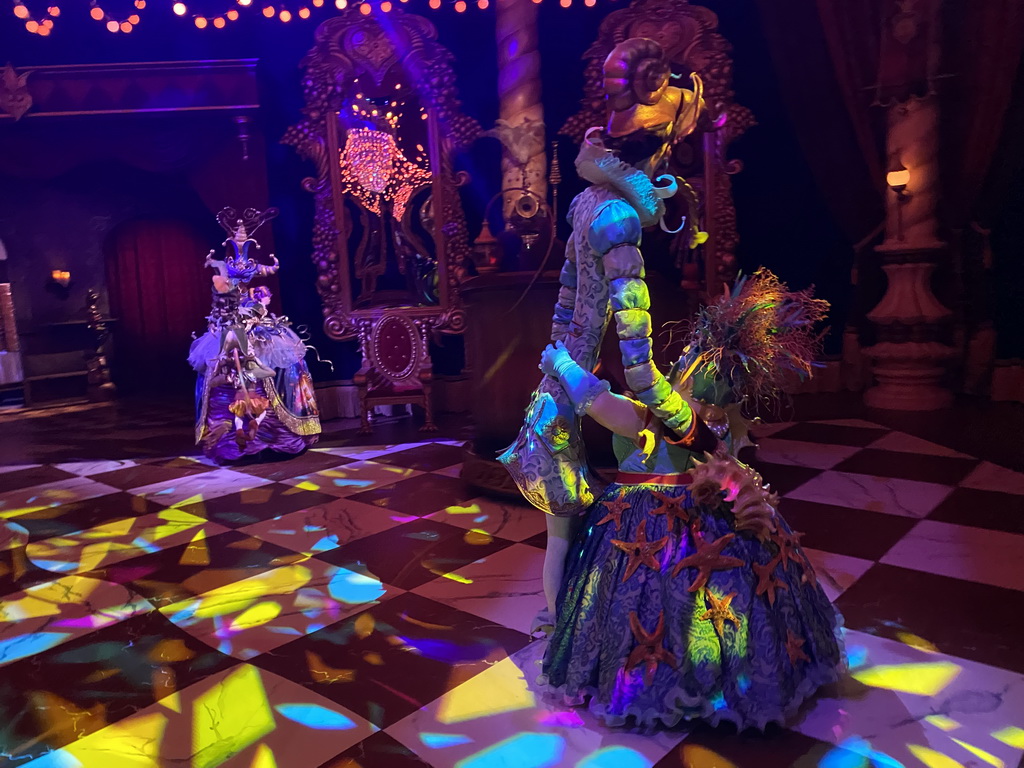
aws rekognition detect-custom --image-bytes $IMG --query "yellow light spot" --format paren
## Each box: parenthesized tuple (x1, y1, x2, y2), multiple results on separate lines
(180, 529, 210, 566)
(441, 572, 473, 584)
(924, 714, 960, 731)
(229, 601, 283, 631)
(992, 727, 1024, 748)
(852, 661, 961, 696)
(306, 650, 356, 683)
(680, 745, 739, 768)
(160, 691, 182, 712)
(951, 739, 1004, 768)
(464, 529, 493, 545)
(437, 663, 535, 724)
(251, 744, 278, 768)
(293, 480, 321, 491)
(63, 712, 168, 765)
(896, 631, 939, 653)
(78, 541, 115, 572)
(193, 666, 274, 768)
(445, 503, 481, 516)
(149, 638, 196, 663)
(364, 651, 384, 665)
(907, 745, 966, 768)
(355, 612, 375, 638)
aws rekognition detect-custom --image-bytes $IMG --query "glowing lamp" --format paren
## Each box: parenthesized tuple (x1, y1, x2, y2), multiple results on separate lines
(120, 20, 132, 31)
(194, 15, 207, 27)
(25, 19, 39, 32)
(888, 161, 913, 196)
(37, 22, 51, 34)
(128, 14, 140, 23)
(454, 0, 466, 10)
(239, 0, 253, 4)
(299, 7, 311, 17)
(213, 15, 226, 26)
(90, 6, 104, 20)
(106, 19, 119, 31)
(14, 5, 29, 19)
(335, 0, 347, 8)
(279, 8, 292, 20)
(50, 270, 71, 287)
(134, 0, 145, 7)
(262, 5, 275, 16)
(48, 6, 61, 16)
(226, 9, 239, 19)
(172, 2, 187, 15)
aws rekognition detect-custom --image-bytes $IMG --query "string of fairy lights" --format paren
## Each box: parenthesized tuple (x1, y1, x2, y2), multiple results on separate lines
(10, 0, 593, 36)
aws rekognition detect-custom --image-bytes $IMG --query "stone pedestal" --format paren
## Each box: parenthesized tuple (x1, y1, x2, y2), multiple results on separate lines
(864, 247, 954, 410)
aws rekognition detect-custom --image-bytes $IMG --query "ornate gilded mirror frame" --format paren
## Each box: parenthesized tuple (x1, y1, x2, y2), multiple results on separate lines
(562, 0, 755, 299)
(284, 9, 480, 341)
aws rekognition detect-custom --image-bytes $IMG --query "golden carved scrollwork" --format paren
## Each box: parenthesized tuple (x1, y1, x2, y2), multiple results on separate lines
(283, 8, 480, 342)
(562, 0, 755, 297)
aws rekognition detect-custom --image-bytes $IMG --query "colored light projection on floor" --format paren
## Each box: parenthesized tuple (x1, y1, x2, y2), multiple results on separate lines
(289, 463, 419, 494)
(816, 636, 1023, 768)
(19, 665, 371, 767)
(25, 509, 214, 574)
(161, 563, 388, 659)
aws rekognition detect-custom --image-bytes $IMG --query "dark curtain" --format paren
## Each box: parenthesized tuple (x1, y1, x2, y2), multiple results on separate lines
(106, 220, 211, 393)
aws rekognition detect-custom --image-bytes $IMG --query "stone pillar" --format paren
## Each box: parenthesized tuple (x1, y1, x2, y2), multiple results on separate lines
(495, 0, 546, 216)
(864, 97, 955, 410)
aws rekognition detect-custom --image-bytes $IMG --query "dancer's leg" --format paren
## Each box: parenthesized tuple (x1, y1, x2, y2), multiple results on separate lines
(543, 514, 583, 615)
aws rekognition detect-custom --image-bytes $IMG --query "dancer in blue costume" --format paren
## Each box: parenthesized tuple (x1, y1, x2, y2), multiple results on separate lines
(537, 270, 846, 730)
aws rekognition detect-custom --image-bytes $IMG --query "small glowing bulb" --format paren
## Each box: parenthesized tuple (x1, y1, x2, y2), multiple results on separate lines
(37, 22, 51, 34)
(128, 14, 140, 23)
(48, 6, 61, 16)
(213, 15, 226, 26)
(120, 20, 132, 31)
(239, 0, 253, 4)
(194, 15, 208, 26)
(380, 0, 391, 10)
(13, 5, 29, 19)
(428, 0, 440, 8)
(134, 0, 145, 7)
(106, 19, 119, 31)
(335, 0, 347, 7)
(42, 18, 53, 27)
(313, 0, 324, 6)
(279, 8, 292, 20)
(173, 2, 187, 15)
(262, 5, 275, 16)
(359, 2, 370, 13)
(226, 9, 239, 19)
(559, 0, 570, 7)
(477, 0, 488, 8)
(584, 0, 595, 5)
(90, 7, 105, 20)
(298, 6, 311, 17)
(25, 19, 38, 31)
(454, 1, 466, 11)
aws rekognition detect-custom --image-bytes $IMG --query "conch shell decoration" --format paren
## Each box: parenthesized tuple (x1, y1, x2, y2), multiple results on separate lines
(687, 447, 779, 539)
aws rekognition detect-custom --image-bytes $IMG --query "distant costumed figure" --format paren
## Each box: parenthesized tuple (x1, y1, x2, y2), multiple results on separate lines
(189, 207, 321, 463)
(537, 271, 845, 730)
(499, 37, 707, 628)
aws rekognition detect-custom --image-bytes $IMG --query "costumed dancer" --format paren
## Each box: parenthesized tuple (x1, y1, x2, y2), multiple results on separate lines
(499, 38, 706, 634)
(537, 269, 845, 730)
(189, 207, 321, 464)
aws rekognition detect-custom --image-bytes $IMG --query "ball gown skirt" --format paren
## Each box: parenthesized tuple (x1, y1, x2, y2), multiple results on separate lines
(540, 479, 846, 731)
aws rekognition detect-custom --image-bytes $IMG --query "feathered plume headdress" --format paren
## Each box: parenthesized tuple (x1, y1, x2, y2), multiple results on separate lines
(674, 268, 830, 405)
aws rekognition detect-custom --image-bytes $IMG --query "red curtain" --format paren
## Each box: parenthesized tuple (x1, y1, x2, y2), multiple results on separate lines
(106, 220, 212, 392)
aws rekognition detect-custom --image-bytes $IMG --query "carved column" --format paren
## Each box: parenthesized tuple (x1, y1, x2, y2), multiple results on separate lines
(495, 0, 546, 215)
(864, 96, 954, 410)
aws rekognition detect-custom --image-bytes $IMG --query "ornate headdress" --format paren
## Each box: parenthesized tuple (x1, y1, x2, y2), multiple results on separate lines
(603, 38, 704, 145)
(212, 207, 281, 285)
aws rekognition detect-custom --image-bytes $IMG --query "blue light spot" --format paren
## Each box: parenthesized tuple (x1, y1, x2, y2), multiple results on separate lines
(303, 525, 325, 533)
(306, 623, 325, 634)
(474, 515, 487, 523)
(710, 692, 726, 710)
(310, 535, 340, 552)
(457, 733, 564, 768)
(30, 559, 76, 573)
(328, 568, 386, 605)
(21, 747, 81, 767)
(130, 537, 161, 554)
(0, 632, 71, 664)
(578, 747, 652, 768)
(420, 732, 474, 748)
(847, 645, 868, 669)
(737, 674, 751, 693)
(275, 703, 356, 730)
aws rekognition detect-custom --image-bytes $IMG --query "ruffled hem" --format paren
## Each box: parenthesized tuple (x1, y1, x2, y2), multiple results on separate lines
(536, 609, 848, 733)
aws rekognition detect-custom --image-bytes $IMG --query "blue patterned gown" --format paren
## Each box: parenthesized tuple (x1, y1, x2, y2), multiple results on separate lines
(540, 430, 846, 731)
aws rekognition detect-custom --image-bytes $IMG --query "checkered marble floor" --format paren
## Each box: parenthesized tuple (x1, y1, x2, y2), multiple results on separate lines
(1, 418, 1023, 768)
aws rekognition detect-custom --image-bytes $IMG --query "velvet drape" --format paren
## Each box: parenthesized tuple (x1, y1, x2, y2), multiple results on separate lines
(106, 219, 212, 392)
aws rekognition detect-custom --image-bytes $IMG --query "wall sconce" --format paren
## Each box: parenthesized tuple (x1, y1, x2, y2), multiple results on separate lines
(886, 159, 911, 241)
(886, 161, 911, 199)
(50, 270, 71, 287)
